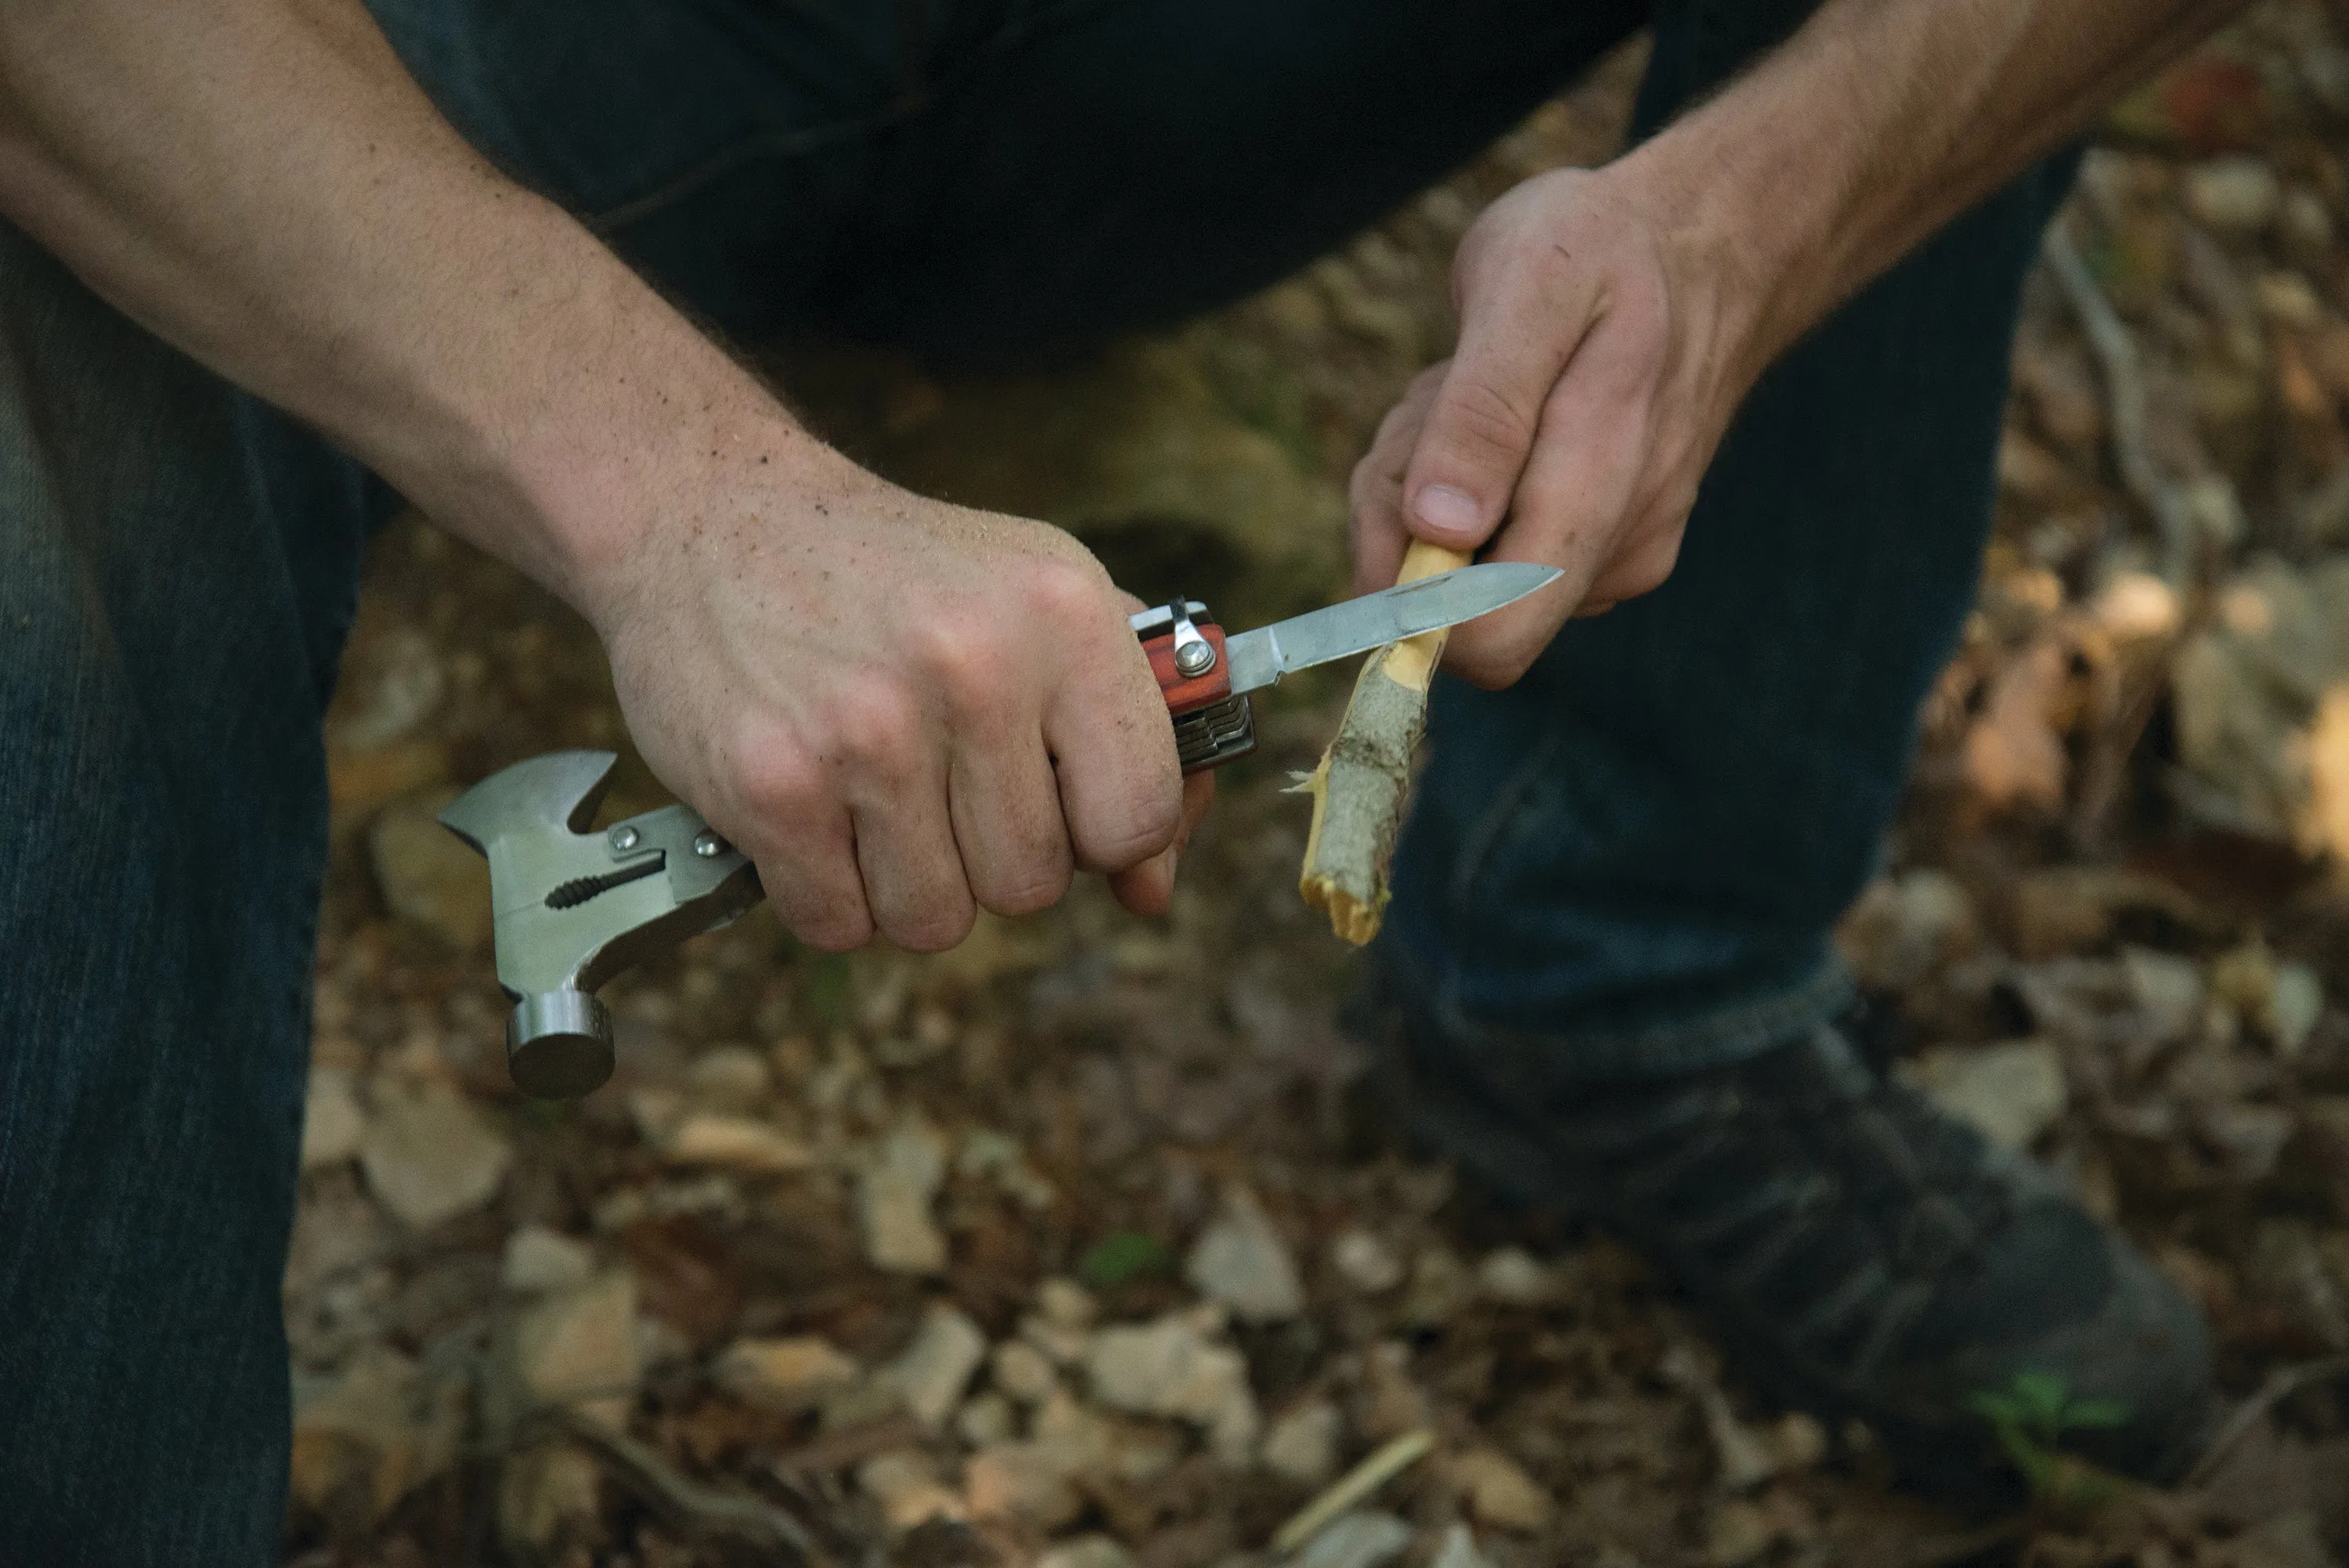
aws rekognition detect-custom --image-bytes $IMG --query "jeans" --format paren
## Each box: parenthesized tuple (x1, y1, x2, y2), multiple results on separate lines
(0, 0, 2065, 1558)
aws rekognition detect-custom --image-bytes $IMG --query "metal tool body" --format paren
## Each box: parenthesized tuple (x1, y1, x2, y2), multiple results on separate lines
(440, 562, 1556, 1097)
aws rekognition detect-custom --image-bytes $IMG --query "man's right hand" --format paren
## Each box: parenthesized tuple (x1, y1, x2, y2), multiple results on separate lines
(579, 440, 1200, 953)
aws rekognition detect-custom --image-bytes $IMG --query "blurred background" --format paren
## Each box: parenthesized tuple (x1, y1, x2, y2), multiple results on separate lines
(290, 6, 2349, 1564)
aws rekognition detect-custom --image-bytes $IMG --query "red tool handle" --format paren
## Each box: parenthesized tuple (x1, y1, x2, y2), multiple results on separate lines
(1142, 624, 1233, 717)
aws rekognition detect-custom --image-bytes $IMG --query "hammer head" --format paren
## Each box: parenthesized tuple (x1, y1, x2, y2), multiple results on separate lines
(438, 751, 762, 1097)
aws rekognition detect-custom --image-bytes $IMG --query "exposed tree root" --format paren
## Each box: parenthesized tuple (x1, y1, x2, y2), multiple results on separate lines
(1298, 540, 1473, 944)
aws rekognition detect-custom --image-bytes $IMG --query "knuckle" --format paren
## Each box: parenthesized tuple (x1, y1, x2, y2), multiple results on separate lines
(828, 676, 924, 770)
(781, 902, 873, 954)
(1024, 557, 1113, 629)
(733, 726, 825, 821)
(916, 611, 1009, 723)
(1434, 377, 1539, 460)
(1084, 785, 1182, 871)
(979, 853, 1073, 918)
(883, 898, 976, 956)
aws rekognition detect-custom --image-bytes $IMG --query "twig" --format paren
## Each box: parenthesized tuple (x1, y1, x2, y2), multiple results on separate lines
(2042, 223, 2199, 587)
(2180, 1354, 2349, 1490)
(1269, 1428, 1434, 1555)
(539, 1404, 829, 1564)
(1885, 1516, 2030, 1568)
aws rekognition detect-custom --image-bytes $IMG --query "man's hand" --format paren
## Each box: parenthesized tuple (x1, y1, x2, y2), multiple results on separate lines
(583, 444, 1208, 953)
(1349, 166, 1755, 687)
(1351, 0, 2246, 688)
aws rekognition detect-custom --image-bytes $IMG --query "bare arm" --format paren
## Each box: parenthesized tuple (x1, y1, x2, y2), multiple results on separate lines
(1351, 0, 2246, 679)
(0, 0, 1199, 950)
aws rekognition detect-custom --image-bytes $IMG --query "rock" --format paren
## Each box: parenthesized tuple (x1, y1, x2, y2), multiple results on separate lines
(1430, 1524, 1499, 1568)
(368, 785, 492, 950)
(990, 1339, 1059, 1405)
(713, 1336, 860, 1414)
(955, 1390, 1016, 1447)
(289, 1343, 466, 1524)
(1401, 1245, 1473, 1329)
(1261, 1399, 1342, 1486)
(1023, 1277, 1097, 1365)
(2185, 157, 2281, 232)
(662, 1112, 814, 1174)
(1036, 1536, 1138, 1568)
(879, 1303, 987, 1428)
(1707, 1498, 1778, 1566)
(1899, 1040, 2068, 1148)
(1294, 1511, 1413, 1568)
(329, 626, 447, 753)
(503, 1225, 596, 1296)
(2271, 964, 2326, 1055)
(1449, 1447, 1554, 1534)
(514, 1271, 641, 1428)
(2008, 865, 2206, 961)
(2171, 558, 2349, 861)
(2088, 571, 2181, 642)
(1476, 1247, 1557, 1306)
(1359, 1340, 1432, 1439)
(858, 1121, 949, 1274)
(684, 1045, 771, 1107)
(1184, 1184, 1304, 1321)
(301, 1067, 367, 1172)
(1084, 1307, 1260, 1462)
(962, 1441, 1084, 1529)
(1838, 869, 1978, 990)
(2120, 946, 2206, 1044)
(359, 1081, 511, 1230)
(2288, 1098, 2349, 1220)
(496, 1441, 604, 1554)
(1330, 1228, 1404, 1294)
(856, 1449, 963, 1534)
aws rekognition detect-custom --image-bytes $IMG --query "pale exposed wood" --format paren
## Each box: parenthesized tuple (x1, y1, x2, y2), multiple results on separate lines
(1298, 540, 1474, 944)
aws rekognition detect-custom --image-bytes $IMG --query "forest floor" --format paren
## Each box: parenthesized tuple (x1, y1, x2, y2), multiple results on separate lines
(289, 9, 2349, 1565)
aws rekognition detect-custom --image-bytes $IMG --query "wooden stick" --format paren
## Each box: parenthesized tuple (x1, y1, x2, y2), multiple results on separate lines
(1297, 540, 1474, 944)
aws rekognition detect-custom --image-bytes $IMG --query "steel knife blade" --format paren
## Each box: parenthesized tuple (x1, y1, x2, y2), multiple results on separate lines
(1221, 561, 1560, 694)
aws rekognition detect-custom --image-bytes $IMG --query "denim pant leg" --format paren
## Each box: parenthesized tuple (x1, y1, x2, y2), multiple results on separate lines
(1386, 4, 2079, 1081)
(0, 225, 378, 1564)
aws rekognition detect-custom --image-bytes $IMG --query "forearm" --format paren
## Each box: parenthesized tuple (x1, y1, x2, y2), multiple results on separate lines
(1627, 0, 2246, 382)
(0, 0, 810, 613)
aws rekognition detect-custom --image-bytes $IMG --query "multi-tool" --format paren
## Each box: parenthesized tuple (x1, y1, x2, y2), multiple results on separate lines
(438, 562, 1557, 1097)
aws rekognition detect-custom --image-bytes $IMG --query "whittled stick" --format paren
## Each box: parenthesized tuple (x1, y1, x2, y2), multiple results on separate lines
(1297, 539, 1473, 944)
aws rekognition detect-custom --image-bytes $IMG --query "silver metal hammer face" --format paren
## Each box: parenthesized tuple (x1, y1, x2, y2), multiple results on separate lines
(438, 751, 762, 1098)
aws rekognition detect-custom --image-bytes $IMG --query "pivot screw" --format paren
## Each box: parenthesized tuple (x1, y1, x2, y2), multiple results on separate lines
(1174, 639, 1217, 677)
(608, 825, 640, 852)
(692, 831, 727, 859)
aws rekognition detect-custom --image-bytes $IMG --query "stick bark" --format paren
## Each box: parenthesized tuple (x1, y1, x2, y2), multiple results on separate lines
(1298, 539, 1473, 943)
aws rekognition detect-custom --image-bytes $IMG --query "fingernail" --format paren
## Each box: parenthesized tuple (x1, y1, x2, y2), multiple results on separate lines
(1413, 484, 1481, 537)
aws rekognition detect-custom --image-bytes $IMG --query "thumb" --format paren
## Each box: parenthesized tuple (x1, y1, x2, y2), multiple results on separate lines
(1402, 277, 1583, 550)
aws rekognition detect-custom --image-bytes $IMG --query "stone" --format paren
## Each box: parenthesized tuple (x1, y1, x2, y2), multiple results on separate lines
(714, 1336, 861, 1414)
(2185, 157, 2281, 232)
(858, 1121, 949, 1274)
(1084, 1307, 1259, 1462)
(2008, 864, 2206, 961)
(962, 1441, 1084, 1529)
(301, 1067, 367, 1173)
(329, 626, 446, 753)
(1023, 1277, 1098, 1364)
(879, 1303, 987, 1428)
(1400, 1245, 1473, 1329)
(1900, 1040, 2068, 1149)
(1330, 1228, 1404, 1294)
(1449, 1447, 1554, 1534)
(2289, 1098, 2349, 1220)
(1036, 1536, 1138, 1568)
(684, 1045, 772, 1107)
(496, 1441, 604, 1554)
(856, 1449, 963, 1534)
(662, 1112, 815, 1174)
(1294, 1511, 1413, 1568)
(359, 1081, 511, 1230)
(2120, 947, 2206, 1045)
(290, 1343, 466, 1524)
(514, 1271, 642, 1428)
(1476, 1247, 1557, 1306)
(1261, 1399, 1342, 1486)
(1707, 1498, 1777, 1566)
(1837, 869, 1977, 990)
(503, 1225, 596, 1296)
(990, 1339, 1059, 1405)
(1430, 1524, 1499, 1568)
(1184, 1184, 1304, 1321)
(956, 1390, 1017, 1447)
(368, 784, 493, 950)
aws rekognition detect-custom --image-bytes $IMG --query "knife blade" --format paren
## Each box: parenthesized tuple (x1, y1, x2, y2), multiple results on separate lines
(1221, 561, 1560, 695)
